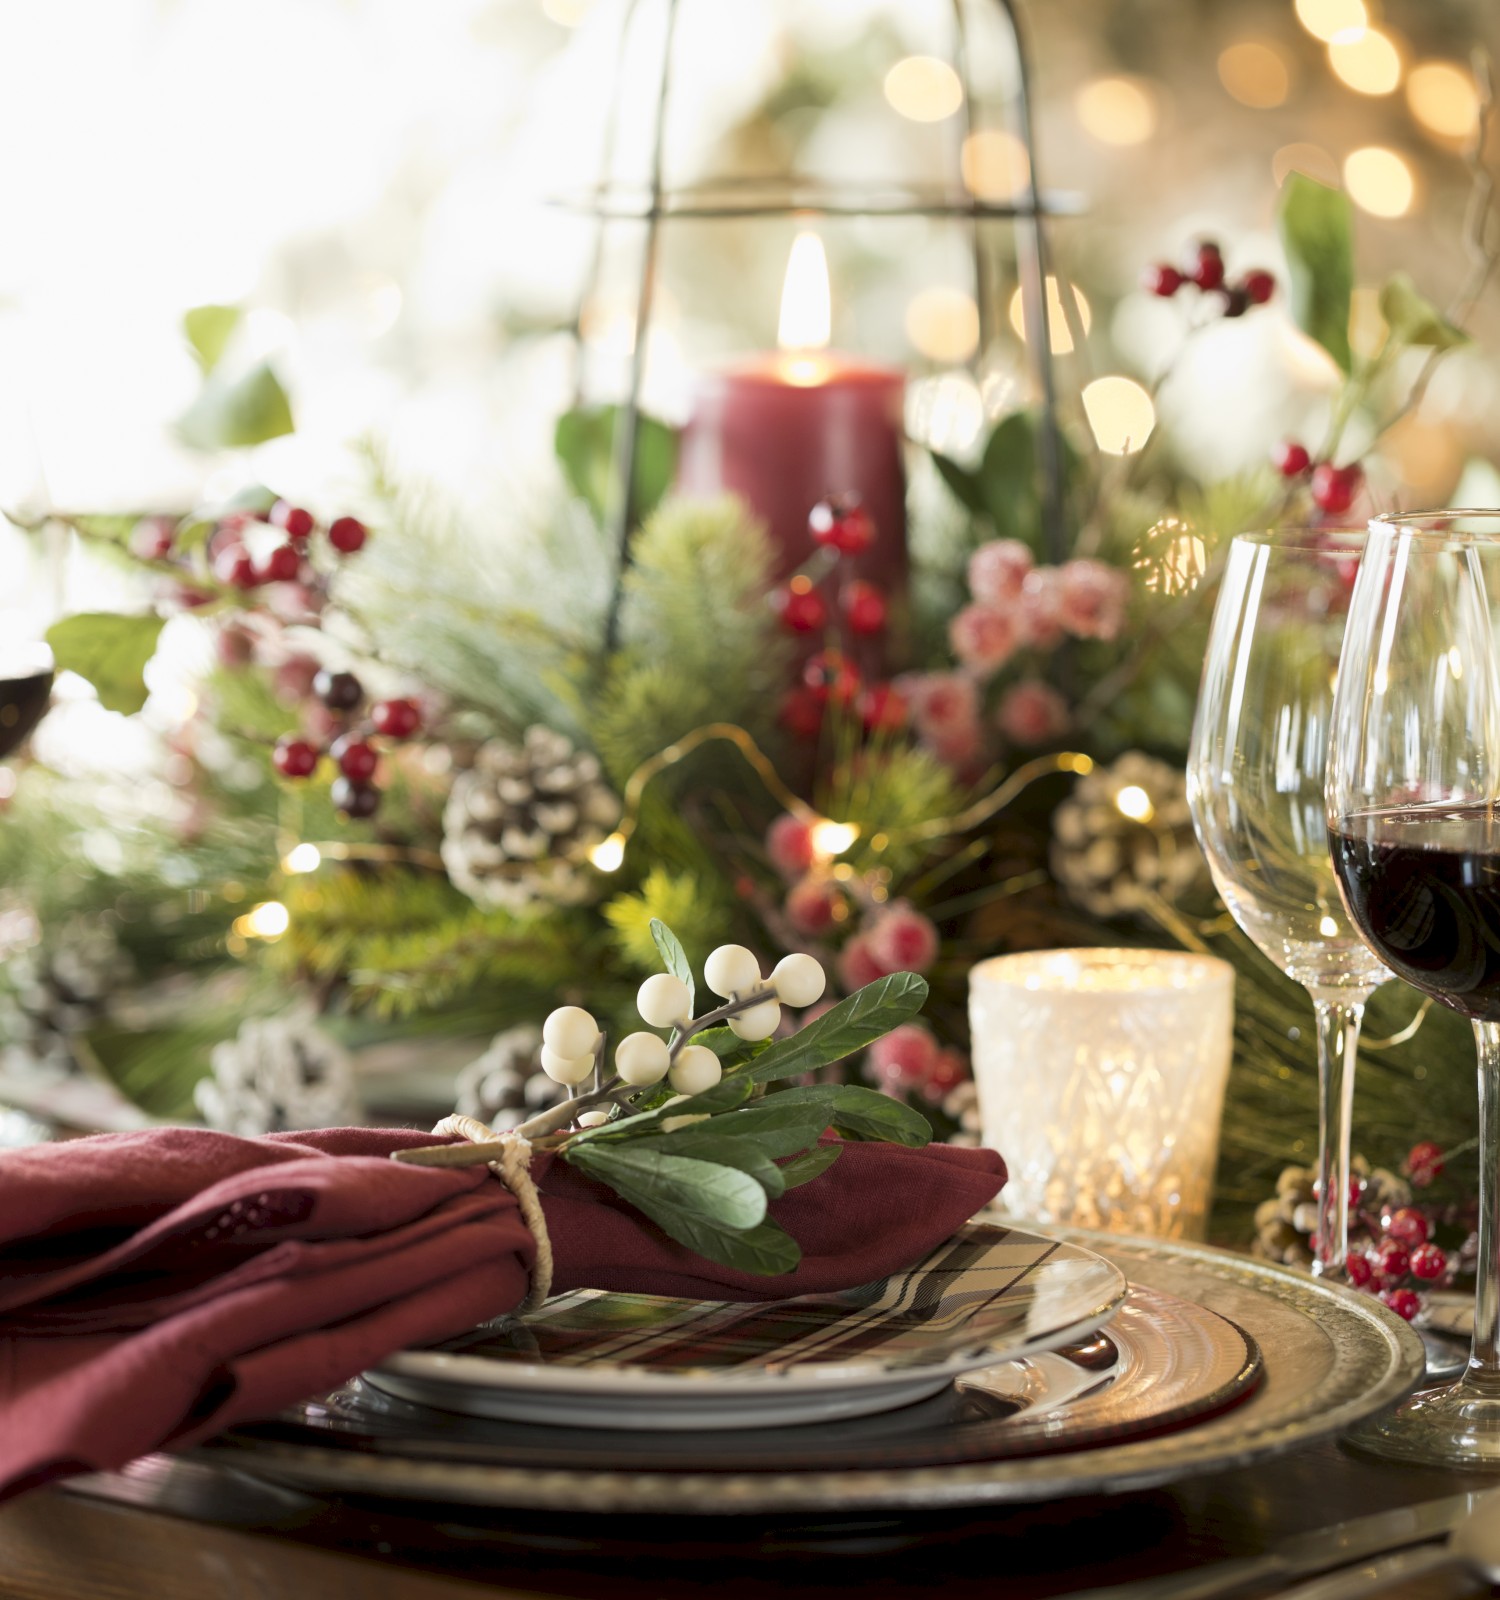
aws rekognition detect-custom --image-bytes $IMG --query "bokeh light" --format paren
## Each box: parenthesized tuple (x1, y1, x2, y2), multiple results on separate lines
(884, 56, 963, 122)
(1343, 147, 1416, 217)
(541, 0, 591, 25)
(1075, 77, 1158, 146)
(1217, 40, 1291, 108)
(1082, 376, 1156, 455)
(1406, 61, 1481, 139)
(1294, 0, 1367, 43)
(906, 288, 980, 363)
(1008, 279, 1092, 355)
(1328, 28, 1402, 96)
(961, 130, 1031, 201)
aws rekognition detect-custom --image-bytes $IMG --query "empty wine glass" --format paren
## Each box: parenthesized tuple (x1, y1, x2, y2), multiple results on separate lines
(1328, 509, 1500, 1469)
(1188, 532, 1389, 1276)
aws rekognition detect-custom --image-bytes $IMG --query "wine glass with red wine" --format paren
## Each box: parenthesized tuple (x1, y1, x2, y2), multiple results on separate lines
(1188, 531, 1389, 1278)
(1328, 508, 1500, 1468)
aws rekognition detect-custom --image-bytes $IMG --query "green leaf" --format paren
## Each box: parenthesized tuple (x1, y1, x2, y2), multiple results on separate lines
(566, 1144, 767, 1230)
(183, 304, 243, 374)
(44, 613, 165, 716)
(568, 1072, 755, 1145)
(634, 1132, 787, 1198)
(979, 413, 1041, 549)
(657, 1099, 830, 1159)
(554, 406, 678, 526)
(1277, 173, 1354, 374)
(178, 361, 295, 451)
(747, 973, 929, 1084)
(689, 1026, 765, 1063)
(641, 1209, 802, 1276)
(649, 917, 694, 1005)
(215, 483, 281, 516)
(777, 1142, 843, 1189)
(1378, 273, 1468, 352)
(769, 1083, 932, 1147)
(931, 451, 988, 517)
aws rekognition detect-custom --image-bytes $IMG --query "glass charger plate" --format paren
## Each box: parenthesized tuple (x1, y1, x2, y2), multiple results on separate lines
(366, 1222, 1127, 1430)
(198, 1230, 1425, 1512)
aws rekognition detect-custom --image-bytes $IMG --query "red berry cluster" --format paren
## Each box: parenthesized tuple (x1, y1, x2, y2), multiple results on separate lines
(1336, 1148, 1465, 1320)
(1273, 441, 1365, 514)
(273, 681, 423, 820)
(1142, 241, 1275, 319)
(205, 501, 367, 592)
(773, 496, 906, 742)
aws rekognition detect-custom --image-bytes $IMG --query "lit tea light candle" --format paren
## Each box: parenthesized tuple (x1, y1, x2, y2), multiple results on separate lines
(969, 948, 1235, 1240)
(676, 231, 907, 594)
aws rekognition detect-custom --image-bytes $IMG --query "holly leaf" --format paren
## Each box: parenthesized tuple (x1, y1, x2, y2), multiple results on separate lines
(554, 406, 678, 526)
(649, 917, 694, 1005)
(178, 362, 295, 451)
(777, 1142, 843, 1189)
(567, 1143, 767, 1230)
(747, 974, 929, 1084)
(183, 305, 243, 374)
(1379, 273, 1469, 352)
(44, 613, 165, 716)
(1277, 173, 1354, 374)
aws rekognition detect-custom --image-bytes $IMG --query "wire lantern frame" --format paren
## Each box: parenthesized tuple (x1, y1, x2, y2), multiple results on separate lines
(561, 0, 1081, 645)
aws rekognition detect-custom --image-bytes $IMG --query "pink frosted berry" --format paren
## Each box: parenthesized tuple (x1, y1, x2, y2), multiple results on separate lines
(866, 902, 940, 975)
(767, 814, 817, 880)
(869, 1023, 940, 1092)
(997, 679, 1070, 746)
(1058, 560, 1130, 641)
(949, 602, 1023, 676)
(899, 671, 979, 739)
(786, 876, 841, 937)
(837, 935, 885, 992)
(925, 1047, 968, 1098)
(1018, 568, 1066, 650)
(967, 540, 1034, 607)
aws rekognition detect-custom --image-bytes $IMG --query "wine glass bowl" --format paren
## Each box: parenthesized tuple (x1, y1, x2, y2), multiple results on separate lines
(1327, 509, 1500, 1469)
(1188, 531, 1390, 1276)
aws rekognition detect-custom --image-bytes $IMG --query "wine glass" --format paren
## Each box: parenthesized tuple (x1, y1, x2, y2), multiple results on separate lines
(1188, 531, 1390, 1276)
(1327, 508, 1500, 1468)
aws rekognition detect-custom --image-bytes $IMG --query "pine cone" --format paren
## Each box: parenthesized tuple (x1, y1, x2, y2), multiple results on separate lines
(942, 1079, 983, 1149)
(1050, 751, 1207, 919)
(441, 727, 620, 913)
(4, 920, 131, 1071)
(196, 1009, 361, 1136)
(1251, 1164, 1317, 1267)
(453, 1025, 557, 1129)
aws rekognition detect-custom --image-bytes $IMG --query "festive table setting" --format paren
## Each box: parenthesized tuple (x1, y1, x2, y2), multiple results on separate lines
(4, 0, 1500, 1595)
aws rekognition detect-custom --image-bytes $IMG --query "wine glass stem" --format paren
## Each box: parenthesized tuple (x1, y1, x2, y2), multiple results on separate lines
(1467, 1022, 1500, 1395)
(1311, 994, 1364, 1275)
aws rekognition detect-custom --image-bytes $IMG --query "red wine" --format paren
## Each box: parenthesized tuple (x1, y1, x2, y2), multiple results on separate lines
(1331, 804, 1500, 1022)
(0, 670, 52, 759)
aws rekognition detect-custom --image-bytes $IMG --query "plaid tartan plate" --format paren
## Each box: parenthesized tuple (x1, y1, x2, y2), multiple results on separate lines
(369, 1223, 1127, 1429)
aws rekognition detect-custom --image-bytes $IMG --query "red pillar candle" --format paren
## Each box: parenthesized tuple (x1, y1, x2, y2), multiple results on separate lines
(676, 234, 907, 597)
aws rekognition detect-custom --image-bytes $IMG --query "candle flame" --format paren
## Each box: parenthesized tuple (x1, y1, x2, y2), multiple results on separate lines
(778, 231, 831, 381)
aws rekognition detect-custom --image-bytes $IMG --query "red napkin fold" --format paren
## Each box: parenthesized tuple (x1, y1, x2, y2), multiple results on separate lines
(0, 1125, 1004, 1501)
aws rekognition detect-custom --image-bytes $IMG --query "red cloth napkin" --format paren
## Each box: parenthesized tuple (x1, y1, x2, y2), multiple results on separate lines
(0, 1125, 1004, 1501)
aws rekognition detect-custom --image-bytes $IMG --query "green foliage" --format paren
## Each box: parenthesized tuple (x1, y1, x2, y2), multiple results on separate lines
(44, 613, 164, 715)
(747, 973, 930, 1084)
(768, 1082, 932, 1146)
(1379, 274, 1468, 352)
(820, 737, 963, 882)
(554, 406, 678, 527)
(604, 867, 734, 977)
(649, 917, 694, 1002)
(1278, 173, 1354, 374)
(931, 412, 1083, 552)
(589, 496, 789, 782)
(178, 361, 294, 450)
(183, 305, 243, 374)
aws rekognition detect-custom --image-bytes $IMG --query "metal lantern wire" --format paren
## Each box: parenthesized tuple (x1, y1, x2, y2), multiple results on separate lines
(561, 0, 1082, 645)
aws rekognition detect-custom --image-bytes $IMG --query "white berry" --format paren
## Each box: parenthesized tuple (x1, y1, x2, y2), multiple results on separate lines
(540, 1045, 595, 1085)
(615, 1031, 671, 1085)
(728, 999, 781, 1041)
(577, 1109, 611, 1128)
(705, 943, 761, 998)
(637, 972, 693, 1029)
(772, 952, 826, 1008)
(669, 1044, 723, 1096)
(543, 1005, 599, 1059)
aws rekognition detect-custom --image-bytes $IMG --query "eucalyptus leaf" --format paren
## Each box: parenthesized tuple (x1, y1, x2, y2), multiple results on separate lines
(1378, 273, 1468, 352)
(554, 406, 678, 526)
(649, 917, 694, 1003)
(1277, 173, 1354, 374)
(566, 1143, 767, 1230)
(44, 613, 165, 716)
(183, 304, 243, 374)
(747, 973, 929, 1084)
(777, 1142, 843, 1189)
(770, 1083, 933, 1147)
(178, 361, 295, 451)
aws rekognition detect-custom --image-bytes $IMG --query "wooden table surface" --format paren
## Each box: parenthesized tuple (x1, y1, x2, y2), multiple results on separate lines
(0, 1436, 1495, 1600)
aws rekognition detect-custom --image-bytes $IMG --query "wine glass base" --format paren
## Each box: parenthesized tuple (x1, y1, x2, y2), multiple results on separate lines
(1343, 1380, 1500, 1470)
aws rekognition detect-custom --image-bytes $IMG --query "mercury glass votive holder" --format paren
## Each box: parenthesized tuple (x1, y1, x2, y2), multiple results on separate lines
(969, 948, 1236, 1240)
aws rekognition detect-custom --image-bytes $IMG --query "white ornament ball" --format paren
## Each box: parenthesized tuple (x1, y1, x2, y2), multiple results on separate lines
(542, 1005, 600, 1059)
(577, 1109, 612, 1128)
(705, 943, 762, 998)
(615, 1031, 671, 1086)
(541, 1045, 596, 1085)
(637, 972, 693, 1029)
(772, 952, 826, 1008)
(668, 1044, 723, 1096)
(728, 999, 781, 1041)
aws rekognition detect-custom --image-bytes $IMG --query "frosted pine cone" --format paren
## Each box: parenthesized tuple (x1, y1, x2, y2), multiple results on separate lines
(196, 1008, 361, 1135)
(442, 727, 620, 913)
(4, 920, 131, 1071)
(943, 1079, 984, 1149)
(453, 1025, 557, 1129)
(1050, 751, 1207, 918)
